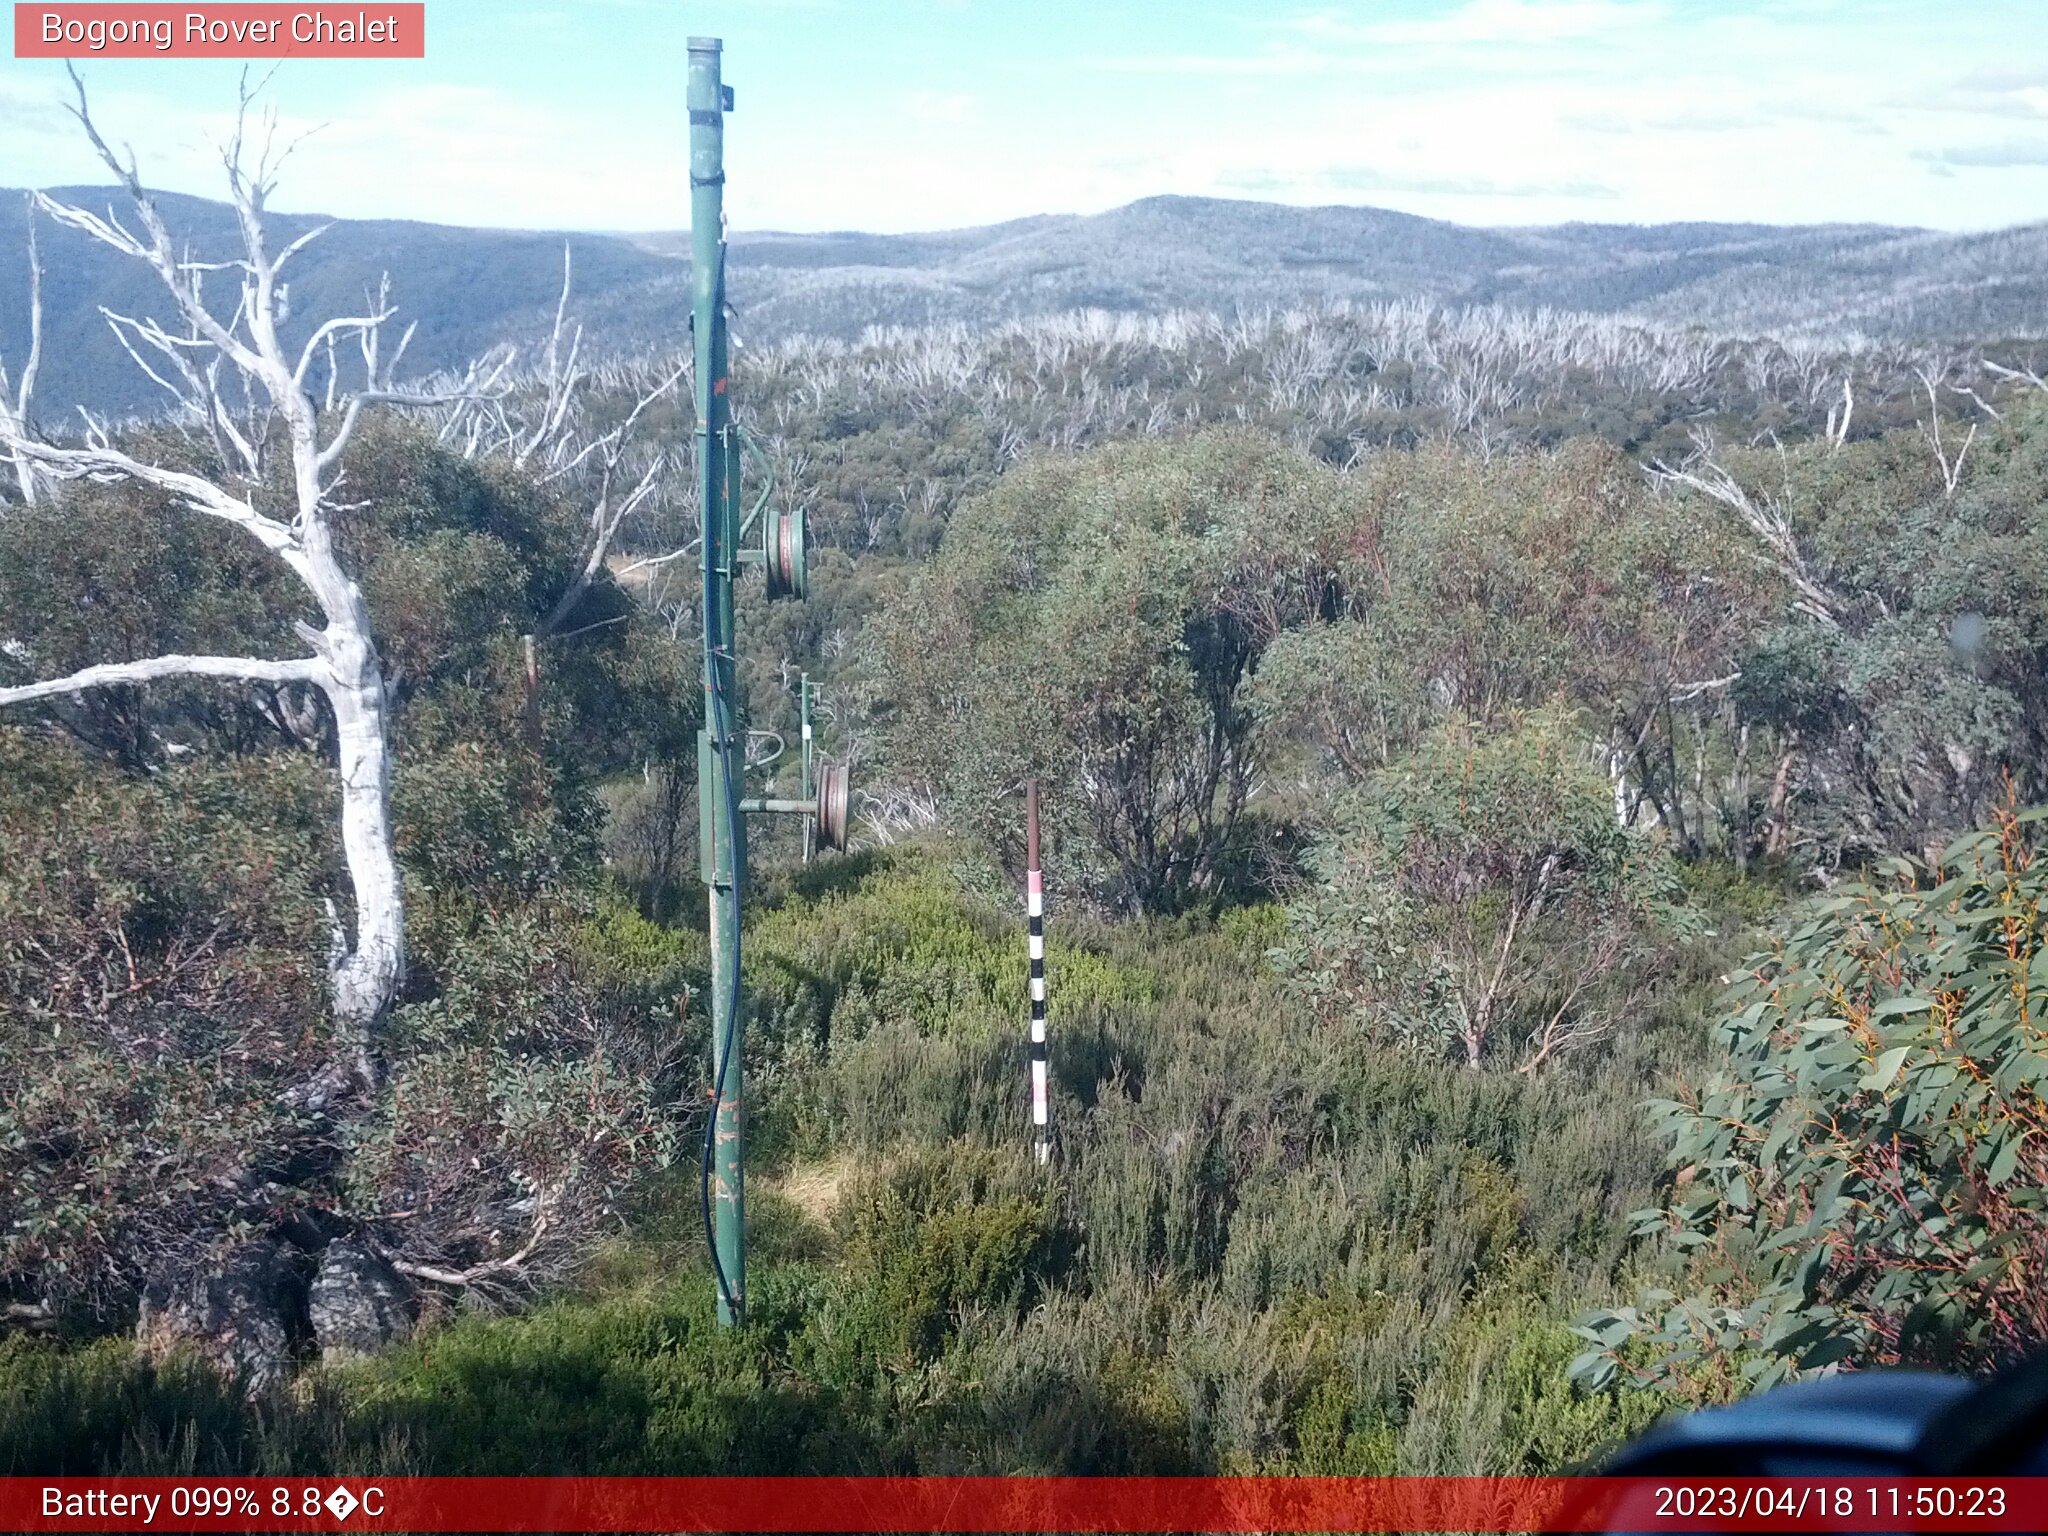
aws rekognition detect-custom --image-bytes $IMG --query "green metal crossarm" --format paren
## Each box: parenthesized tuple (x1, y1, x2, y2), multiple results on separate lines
(737, 796, 817, 816)
(736, 424, 776, 543)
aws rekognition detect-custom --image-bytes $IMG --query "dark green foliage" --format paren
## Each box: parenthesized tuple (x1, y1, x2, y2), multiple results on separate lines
(0, 1334, 256, 1475)
(394, 734, 603, 907)
(874, 428, 1777, 910)
(0, 422, 698, 1325)
(0, 735, 332, 1315)
(1694, 411, 2048, 870)
(2, 845, 1692, 1475)
(830, 1148, 1068, 1365)
(1276, 708, 1695, 1069)
(0, 728, 687, 1323)
(0, 447, 300, 766)
(1245, 437, 1761, 862)
(876, 429, 1338, 911)
(879, 410, 2048, 918)
(1574, 800, 2048, 1398)
(0, 418, 698, 789)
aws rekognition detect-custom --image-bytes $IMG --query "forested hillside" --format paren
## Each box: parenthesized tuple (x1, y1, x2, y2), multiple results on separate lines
(6, 187, 2048, 417)
(5, 144, 2048, 1481)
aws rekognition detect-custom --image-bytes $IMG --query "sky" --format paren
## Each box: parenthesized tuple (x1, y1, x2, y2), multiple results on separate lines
(3, 0, 2047, 235)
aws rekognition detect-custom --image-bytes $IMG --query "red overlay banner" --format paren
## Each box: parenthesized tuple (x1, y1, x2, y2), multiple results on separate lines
(3, 1477, 2047, 1533)
(15, 5, 425, 58)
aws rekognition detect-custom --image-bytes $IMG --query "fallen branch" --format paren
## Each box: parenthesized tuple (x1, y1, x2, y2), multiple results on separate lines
(390, 1211, 550, 1290)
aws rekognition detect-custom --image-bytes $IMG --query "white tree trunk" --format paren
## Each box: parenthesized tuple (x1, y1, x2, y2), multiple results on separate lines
(324, 623, 404, 1079)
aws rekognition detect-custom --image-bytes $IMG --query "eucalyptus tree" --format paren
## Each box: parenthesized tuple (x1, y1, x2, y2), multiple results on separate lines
(1275, 706, 1691, 1072)
(1651, 406, 2048, 872)
(1573, 800, 2048, 1394)
(877, 428, 1342, 911)
(1248, 438, 1761, 852)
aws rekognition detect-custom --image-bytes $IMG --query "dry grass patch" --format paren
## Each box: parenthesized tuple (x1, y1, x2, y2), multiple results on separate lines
(773, 1153, 866, 1227)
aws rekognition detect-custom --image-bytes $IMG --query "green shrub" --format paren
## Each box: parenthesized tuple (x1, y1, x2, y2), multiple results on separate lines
(0, 1335, 252, 1475)
(1275, 706, 1694, 1071)
(0, 737, 331, 1318)
(831, 1147, 1070, 1365)
(3, 782, 1709, 1479)
(1575, 800, 2048, 1396)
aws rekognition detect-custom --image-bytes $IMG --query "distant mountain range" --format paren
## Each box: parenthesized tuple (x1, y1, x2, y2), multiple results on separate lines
(2, 189, 2043, 416)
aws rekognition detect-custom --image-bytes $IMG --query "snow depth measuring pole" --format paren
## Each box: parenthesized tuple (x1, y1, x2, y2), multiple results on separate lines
(690, 37, 850, 1326)
(1027, 780, 1051, 1164)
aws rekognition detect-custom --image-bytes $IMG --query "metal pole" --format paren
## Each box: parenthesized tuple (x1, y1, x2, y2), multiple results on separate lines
(800, 673, 814, 865)
(1026, 780, 1051, 1164)
(689, 35, 744, 1326)
(739, 796, 822, 816)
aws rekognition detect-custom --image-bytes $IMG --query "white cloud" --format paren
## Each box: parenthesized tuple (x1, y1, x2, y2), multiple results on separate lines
(1083, 46, 1345, 78)
(1920, 140, 2048, 170)
(903, 90, 977, 126)
(1288, 0, 1669, 48)
(4, 2, 2046, 236)
(4, 77, 688, 230)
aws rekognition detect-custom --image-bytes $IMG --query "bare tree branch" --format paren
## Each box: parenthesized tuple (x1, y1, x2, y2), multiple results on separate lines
(17, 201, 42, 425)
(1918, 369, 1976, 499)
(271, 218, 331, 277)
(1650, 434, 1844, 630)
(388, 1195, 556, 1294)
(294, 304, 393, 389)
(1984, 358, 2048, 394)
(1669, 672, 1741, 704)
(428, 251, 689, 660)
(6, 436, 306, 567)
(0, 652, 324, 707)
(1824, 375, 1852, 455)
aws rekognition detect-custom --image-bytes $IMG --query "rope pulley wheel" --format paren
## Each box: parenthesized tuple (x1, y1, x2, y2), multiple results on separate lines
(764, 505, 808, 600)
(816, 762, 851, 851)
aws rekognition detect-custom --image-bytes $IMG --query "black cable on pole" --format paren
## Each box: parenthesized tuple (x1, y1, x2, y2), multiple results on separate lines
(700, 648, 743, 1321)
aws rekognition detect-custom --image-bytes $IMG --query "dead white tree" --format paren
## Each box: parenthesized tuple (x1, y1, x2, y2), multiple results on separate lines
(0, 194, 44, 505)
(1983, 358, 2048, 396)
(1649, 431, 1844, 631)
(0, 69, 465, 1093)
(1823, 375, 1853, 456)
(428, 252, 689, 740)
(1917, 366, 1976, 499)
(530, 364, 684, 645)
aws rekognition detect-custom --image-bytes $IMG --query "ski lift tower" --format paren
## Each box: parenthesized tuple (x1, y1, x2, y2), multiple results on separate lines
(688, 37, 850, 1327)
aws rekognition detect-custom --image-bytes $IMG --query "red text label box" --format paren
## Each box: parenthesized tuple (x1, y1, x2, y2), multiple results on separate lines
(16, 5, 426, 58)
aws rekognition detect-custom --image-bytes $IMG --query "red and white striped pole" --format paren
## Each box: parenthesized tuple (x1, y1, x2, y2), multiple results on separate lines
(1026, 779, 1051, 1165)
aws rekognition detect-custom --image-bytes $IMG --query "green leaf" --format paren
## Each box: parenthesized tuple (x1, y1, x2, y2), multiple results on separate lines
(1568, 1350, 1618, 1392)
(1986, 1133, 2025, 1187)
(1860, 1046, 1910, 1092)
